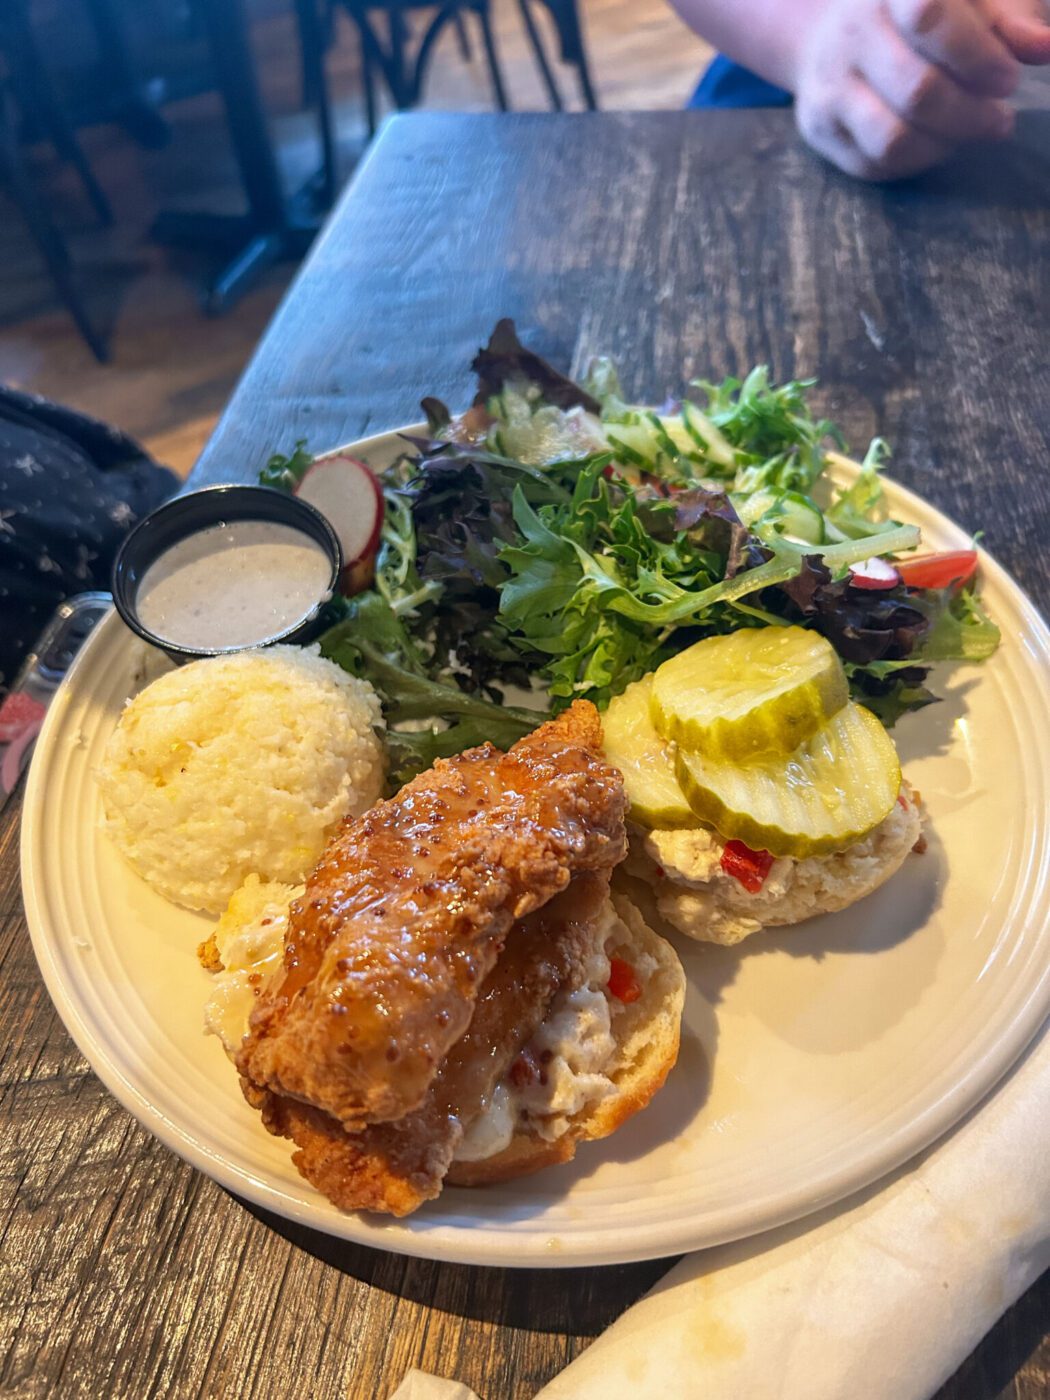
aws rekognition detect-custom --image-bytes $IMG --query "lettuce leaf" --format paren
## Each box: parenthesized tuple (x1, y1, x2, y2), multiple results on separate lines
(319, 591, 544, 788)
(471, 318, 600, 414)
(912, 587, 1001, 662)
(846, 664, 939, 726)
(497, 462, 809, 707)
(824, 439, 897, 540)
(258, 439, 313, 492)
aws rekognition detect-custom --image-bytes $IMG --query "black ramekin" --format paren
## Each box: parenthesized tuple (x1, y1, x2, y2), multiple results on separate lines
(111, 484, 343, 664)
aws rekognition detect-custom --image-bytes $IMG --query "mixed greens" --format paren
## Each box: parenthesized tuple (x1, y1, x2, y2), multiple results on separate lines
(262, 321, 999, 785)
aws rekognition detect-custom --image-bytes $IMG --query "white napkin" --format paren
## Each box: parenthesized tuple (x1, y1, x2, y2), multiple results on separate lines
(388, 1373, 481, 1400)
(389, 1023, 1049, 1400)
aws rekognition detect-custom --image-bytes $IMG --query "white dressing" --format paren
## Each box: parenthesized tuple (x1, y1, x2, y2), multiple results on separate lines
(137, 520, 332, 650)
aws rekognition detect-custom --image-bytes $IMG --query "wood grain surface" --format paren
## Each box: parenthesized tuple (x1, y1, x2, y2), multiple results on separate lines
(4, 109, 1050, 1400)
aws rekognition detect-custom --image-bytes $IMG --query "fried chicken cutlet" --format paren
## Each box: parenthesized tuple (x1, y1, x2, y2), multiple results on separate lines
(236, 702, 627, 1135)
(244, 869, 612, 1216)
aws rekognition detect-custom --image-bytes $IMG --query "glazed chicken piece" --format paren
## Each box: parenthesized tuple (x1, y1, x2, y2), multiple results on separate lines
(236, 703, 626, 1134)
(245, 869, 610, 1216)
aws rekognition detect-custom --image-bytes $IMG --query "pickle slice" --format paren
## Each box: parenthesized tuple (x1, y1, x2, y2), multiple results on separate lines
(675, 702, 901, 858)
(650, 626, 849, 760)
(602, 677, 695, 828)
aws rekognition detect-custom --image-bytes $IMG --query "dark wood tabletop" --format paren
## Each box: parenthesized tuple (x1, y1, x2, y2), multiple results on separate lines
(4, 109, 1050, 1400)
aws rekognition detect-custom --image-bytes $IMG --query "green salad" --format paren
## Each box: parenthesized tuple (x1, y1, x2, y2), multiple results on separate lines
(261, 320, 999, 787)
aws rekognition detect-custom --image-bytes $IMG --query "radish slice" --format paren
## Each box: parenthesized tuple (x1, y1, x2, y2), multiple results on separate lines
(294, 453, 384, 595)
(848, 556, 901, 590)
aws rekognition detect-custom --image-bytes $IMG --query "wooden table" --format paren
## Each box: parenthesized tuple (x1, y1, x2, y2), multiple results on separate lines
(4, 110, 1050, 1399)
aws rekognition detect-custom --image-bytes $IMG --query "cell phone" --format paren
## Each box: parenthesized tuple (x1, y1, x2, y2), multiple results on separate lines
(0, 592, 111, 808)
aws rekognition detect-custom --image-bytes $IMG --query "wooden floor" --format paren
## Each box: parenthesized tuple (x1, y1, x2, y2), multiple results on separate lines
(0, 0, 710, 475)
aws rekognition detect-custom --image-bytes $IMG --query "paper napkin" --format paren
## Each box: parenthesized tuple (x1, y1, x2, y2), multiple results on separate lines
(389, 1374, 481, 1400)
(388, 1023, 1049, 1400)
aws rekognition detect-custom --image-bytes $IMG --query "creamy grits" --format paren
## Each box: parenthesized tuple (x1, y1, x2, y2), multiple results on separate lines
(136, 520, 332, 650)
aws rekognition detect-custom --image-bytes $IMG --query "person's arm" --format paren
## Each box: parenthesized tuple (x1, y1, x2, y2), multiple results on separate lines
(672, 0, 825, 91)
(670, 0, 1050, 179)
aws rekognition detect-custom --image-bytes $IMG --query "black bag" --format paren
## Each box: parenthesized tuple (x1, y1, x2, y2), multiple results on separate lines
(0, 386, 178, 691)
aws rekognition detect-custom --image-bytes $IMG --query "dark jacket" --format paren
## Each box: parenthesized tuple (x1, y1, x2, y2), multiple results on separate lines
(0, 386, 177, 691)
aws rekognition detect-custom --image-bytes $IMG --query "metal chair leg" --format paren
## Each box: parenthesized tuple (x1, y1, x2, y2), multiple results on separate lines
(80, 0, 171, 149)
(389, 8, 411, 102)
(453, 11, 472, 60)
(346, 5, 398, 127)
(1, 113, 107, 360)
(362, 43, 378, 136)
(339, 0, 507, 121)
(2, 1, 113, 224)
(574, 43, 598, 109)
(516, 0, 563, 110)
(295, 0, 323, 107)
(476, 3, 509, 111)
(294, 0, 337, 203)
(555, 0, 598, 109)
(346, 3, 413, 110)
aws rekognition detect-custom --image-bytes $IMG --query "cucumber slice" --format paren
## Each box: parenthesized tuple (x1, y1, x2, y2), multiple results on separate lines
(607, 407, 736, 476)
(682, 402, 735, 468)
(733, 488, 778, 528)
(650, 626, 849, 760)
(602, 677, 695, 828)
(675, 702, 901, 858)
(736, 489, 825, 545)
(605, 419, 662, 471)
(657, 412, 704, 461)
(647, 412, 688, 465)
(777, 492, 825, 545)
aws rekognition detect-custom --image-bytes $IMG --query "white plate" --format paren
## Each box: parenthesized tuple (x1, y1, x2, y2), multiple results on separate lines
(22, 428, 1050, 1268)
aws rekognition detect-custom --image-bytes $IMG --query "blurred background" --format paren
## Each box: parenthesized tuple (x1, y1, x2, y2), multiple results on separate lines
(0, 0, 712, 476)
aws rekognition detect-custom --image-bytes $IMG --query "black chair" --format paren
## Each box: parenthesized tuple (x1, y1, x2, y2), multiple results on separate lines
(0, 0, 112, 227)
(0, 82, 107, 361)
(77, 0, 171, 149)
(328, 0, 510, 136)
(517, 0, 597, 110)
(150, 0, 333, 313)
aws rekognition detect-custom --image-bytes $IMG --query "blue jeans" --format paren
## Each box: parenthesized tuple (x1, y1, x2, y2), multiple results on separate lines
(688, 54, 792, 109)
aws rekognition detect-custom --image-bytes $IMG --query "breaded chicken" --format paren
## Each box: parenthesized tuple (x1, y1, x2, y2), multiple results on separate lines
(244, 870, 611, 1216)
(236, 703, 626, 1133)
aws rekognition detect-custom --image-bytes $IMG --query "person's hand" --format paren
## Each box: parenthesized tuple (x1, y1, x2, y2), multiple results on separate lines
(793, 0, 1050, 180)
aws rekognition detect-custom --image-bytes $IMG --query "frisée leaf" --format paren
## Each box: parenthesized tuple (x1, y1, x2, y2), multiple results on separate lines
(259, 439, 313, 492)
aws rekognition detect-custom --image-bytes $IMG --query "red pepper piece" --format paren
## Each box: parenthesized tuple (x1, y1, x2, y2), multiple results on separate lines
(720, 839, 775, 893)
(509, 1047, 541, 1088)
(608, 957, 642, 1004)
(895, 549, 978, 591)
